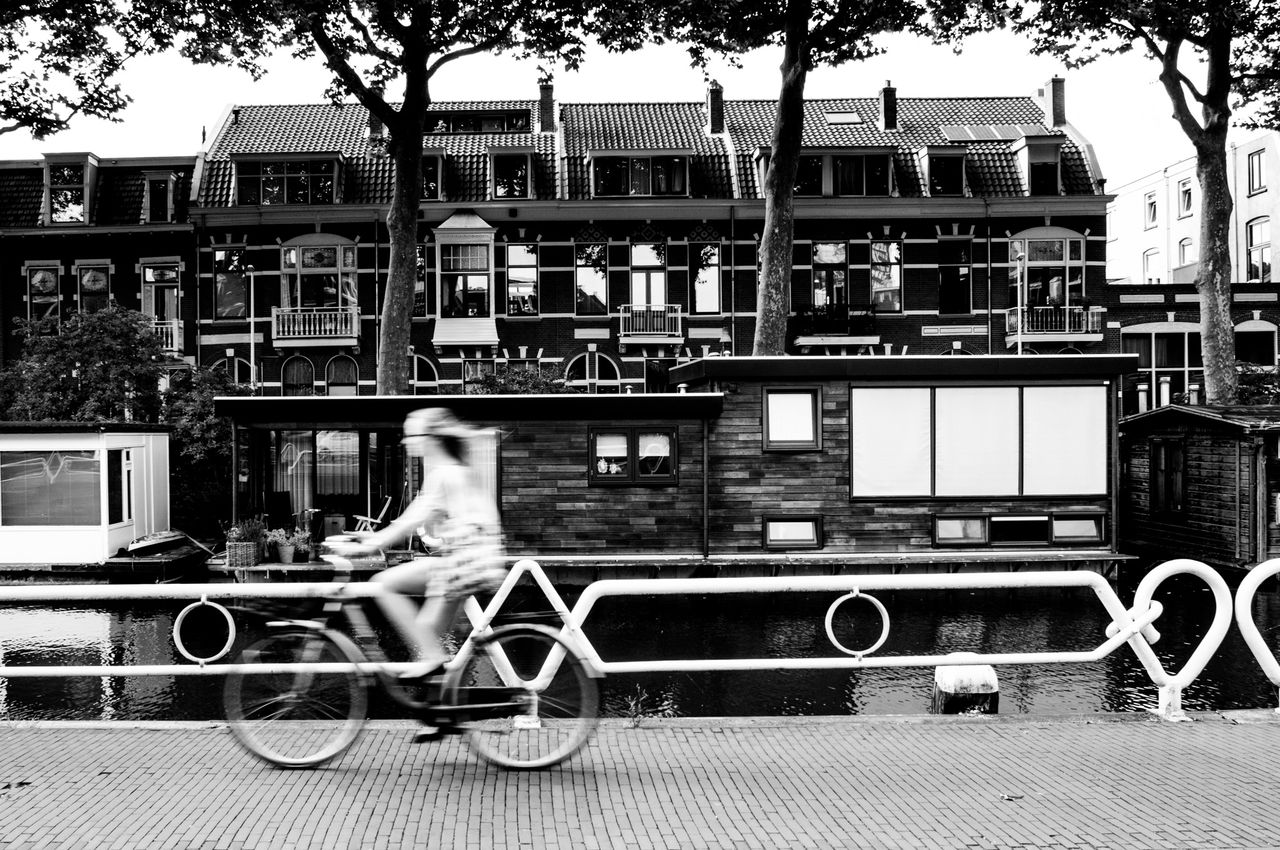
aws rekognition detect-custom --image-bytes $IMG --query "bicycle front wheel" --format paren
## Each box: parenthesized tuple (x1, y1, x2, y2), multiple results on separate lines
(224, 628, 370, 768)
(449, 624, 599, 770)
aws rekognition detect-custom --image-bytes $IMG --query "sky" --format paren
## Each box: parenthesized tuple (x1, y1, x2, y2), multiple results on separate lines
(0, 29, 1235, 190)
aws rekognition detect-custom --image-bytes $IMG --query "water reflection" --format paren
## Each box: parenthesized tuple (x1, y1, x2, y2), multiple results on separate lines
(0, 574, 1277, 721)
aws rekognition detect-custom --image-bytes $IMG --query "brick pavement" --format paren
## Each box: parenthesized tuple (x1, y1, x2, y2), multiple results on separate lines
(1, 713, 1279, 849)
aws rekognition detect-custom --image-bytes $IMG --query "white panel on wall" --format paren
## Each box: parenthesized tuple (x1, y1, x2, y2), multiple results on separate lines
(935, 387, 1020, 496)
(1023, 385, 1108, 495)
(851, 387, 932, 496)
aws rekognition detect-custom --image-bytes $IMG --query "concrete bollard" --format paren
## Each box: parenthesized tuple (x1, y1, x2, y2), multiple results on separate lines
(930, 660, 999, 715)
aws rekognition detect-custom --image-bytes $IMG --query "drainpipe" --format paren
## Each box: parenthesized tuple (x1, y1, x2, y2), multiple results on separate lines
(729, 205, 737, 354)
(246, 265, 257, 392)
(702, 417, 709, 559)
(984, 198, 992, 354)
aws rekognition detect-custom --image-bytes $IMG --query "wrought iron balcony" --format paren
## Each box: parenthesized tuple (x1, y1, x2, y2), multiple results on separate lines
(620, 304, 683, 339)
(1005, 305, 1104, 338)
(151, 319, 182, 353)
(271, 306, 360, 347)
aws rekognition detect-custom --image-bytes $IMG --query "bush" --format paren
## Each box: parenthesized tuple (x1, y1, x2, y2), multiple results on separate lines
(469, 365, 575, 395)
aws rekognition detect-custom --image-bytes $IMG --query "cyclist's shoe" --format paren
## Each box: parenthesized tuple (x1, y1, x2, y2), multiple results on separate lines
(412, 722, 461, 743)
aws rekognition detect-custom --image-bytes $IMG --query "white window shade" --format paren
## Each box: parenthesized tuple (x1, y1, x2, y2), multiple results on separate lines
(766, 392, 817, 444)
(935, 387, 1020, 496)
(851, 388, 931, 496)
(1022, 386, 1107, 495)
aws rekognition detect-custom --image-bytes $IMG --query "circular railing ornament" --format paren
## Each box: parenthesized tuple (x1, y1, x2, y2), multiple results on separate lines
(824, 589, 890, 658)
(172, 596, 237, 665)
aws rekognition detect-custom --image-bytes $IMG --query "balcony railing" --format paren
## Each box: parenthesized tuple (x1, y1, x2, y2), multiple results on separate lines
(620, 304, 683, 337)
(1005, 305, 1104, 336)
(271, 306, 359, 342)
(151, 319, 181, 353)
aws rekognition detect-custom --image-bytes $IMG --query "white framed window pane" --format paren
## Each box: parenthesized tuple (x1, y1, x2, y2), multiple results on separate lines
(935, 387, 1020, 496)
(765, 520, 818, 545)
(851, 387, 931, 496)
(1053, 517, 1103, 541)
(1022, 385, 1107, 495)
(766, 392, 816, 444)
(936, 517, 985, 542)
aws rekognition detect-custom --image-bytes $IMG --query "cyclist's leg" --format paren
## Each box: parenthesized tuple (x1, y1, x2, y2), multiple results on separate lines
(370, 559, 432, 669)
(415, 588, 463, 669)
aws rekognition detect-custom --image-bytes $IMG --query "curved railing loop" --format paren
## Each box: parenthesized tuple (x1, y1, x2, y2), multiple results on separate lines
(1233, 557, 1280, 713)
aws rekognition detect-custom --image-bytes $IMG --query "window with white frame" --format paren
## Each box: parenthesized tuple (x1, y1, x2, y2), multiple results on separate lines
(462, 358, 496, 393)
(76, 265, 110, 313)
(1143, 248, 1162, 285)
(812, 242, 847, 308)
(422, 155, 442, 201)
(1178, 238, 1195, 267)
(565, 350, 620, 393)
(926, 153, 965, 196)
(48, 163, 85, 223)
(793, 153, 892, 197)
(1177, 178, 1193, 217)
(1144, 191, 1157, 228)
(870, 240, 902, 312)
(142, 263, 179, 326)
(1, 451, 99, 525)
(414, 244, 431, 317)
(236, 159, 336, 205)
(491, 153, 530, 199)
(593, 155, 688, 197)
(146, 177, 172, 223)
(211, 356, 254, 385)
(440, 244, 490, 317)
(214, 249, 247, 318)
(575, 243, 608, 316)
(411, 355, 439, 395)
(505, 244, 538, 315)
(938, 239, 972, 315)
(325, 356, 358, 396)
(1248, 149, 1266, 194)
(26, 266, 60, 326)
(763, 387, 821, 451)
(630, 243, 667, 309)
(280, 244, 358, 309)
(764, 516, 822, 550)
(1009, 236, 1086, 306)
(1121, 330, 1203, 410)
(107, 449, 133, 525)
(691, 243, 721, 314)
(1247, 217, 1271, 283)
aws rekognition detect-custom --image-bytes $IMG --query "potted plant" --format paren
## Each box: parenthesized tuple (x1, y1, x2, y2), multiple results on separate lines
(263, 528, 292, 564)
(289, 530, 313, 563)
(225, 516, 265, 568)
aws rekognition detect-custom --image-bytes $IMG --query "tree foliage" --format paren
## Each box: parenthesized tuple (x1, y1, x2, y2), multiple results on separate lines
(998, 0, 1280, 404)
(1, 307, 165, 422)
(181, 0, 598, 393)
(600, 1, 985, 355)
(0, 1, 178, 139)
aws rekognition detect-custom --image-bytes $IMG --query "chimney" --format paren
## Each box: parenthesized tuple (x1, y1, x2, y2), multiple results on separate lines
(878, 81, 897, 132)
(539, 82, 555, 133)
(367, 108, 384, 142)
(231, 107, 240, 126)
(706, 80, 724, 134)
(1042, 76, 1066, 127)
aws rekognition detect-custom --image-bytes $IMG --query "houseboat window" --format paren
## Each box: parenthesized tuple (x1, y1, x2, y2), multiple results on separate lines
(273, 431, 314, 517)
(589, 428, 677, 485)
(763, 388, 821, 451)
(870, 241, 902, 313)
(1052, 515, 1104, 543)
(935, 387, 1020, 496)
(107, 449, 133, 525)
(575, 243, 608, 316)
(1151, 439, 1185, 514)
(691, 244, 721, 314)
(214, 249, 247, 318)
(1022, 385, 1107, 495)
(763, 516, 822, 550)
(1, 451, 100, 526)
(316, 431, 359, 496)
(850, 387, 931, 496)
(506, 244, 539, 316)
(934, 516, 986, 545)
(989, 515, 1050, 545)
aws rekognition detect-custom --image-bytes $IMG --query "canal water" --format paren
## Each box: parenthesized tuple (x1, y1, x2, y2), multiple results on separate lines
(1, 571, 1278, 721)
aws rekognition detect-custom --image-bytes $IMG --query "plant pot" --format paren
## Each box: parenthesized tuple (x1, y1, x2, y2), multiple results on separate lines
(276, 543, 295, 565)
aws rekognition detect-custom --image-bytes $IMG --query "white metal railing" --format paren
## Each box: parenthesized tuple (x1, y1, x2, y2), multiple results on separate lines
(0, 558, 1237, 721)
(1005, 305, 1104, 335)
(151, 319, 181, 352)
(271, 306, 359, 339)
(1235, 557, 1280, 712)
(620, 304, 682, 337)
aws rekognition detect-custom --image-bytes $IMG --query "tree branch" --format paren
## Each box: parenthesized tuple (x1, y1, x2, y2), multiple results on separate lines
(308, 16, 397, 125)
(1152, 36, 1208, 142)
(343, 2, 398, 64)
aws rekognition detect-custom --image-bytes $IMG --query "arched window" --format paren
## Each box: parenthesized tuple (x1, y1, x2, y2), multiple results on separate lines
(565, 351, 621, 393)
(1247, 217, 1271, 282)
(210, 356, 254, 385)
(1177, 238, 1195, 267)
(325, 355, 358, 396)
(1142, 248, 1161, 285)
(412, 355, 439, 395)
(281, 356, 314, 396)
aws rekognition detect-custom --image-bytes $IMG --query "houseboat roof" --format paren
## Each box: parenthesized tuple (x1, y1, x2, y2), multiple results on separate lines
(670, 354, 1138, 385)
(213, 392, 724, 429)
(1121, 404, 1280, 434)
(0, 422, 169, 434)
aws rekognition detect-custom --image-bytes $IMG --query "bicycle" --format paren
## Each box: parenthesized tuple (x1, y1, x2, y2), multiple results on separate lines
(222, 546, 600, 770)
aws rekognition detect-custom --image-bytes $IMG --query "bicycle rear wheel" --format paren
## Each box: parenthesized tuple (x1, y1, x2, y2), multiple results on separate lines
(224, 628, 370, 768)
(448, 624, 598, 769)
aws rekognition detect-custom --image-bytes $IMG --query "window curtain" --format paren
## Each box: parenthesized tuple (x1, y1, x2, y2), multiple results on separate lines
(935, 387, 1020, 496)
(1, 451, 100, 526)
(851, 388, 931, 496)
(316, 430, 358, 496)
(273, 431, 313, 514)
(1022, 386, 1107, 495)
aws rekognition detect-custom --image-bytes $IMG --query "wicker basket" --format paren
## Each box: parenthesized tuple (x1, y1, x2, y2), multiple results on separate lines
(226, 541, 260, 568)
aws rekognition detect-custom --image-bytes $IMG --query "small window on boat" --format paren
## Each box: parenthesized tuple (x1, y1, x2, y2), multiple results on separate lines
(1052, 515, 1104, 544)
(934, 516, 987, 545)
(763, 516, 822, 550)
(989, 515, 1050, 545)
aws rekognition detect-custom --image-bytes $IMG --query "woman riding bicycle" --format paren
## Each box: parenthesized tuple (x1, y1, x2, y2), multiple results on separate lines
(334, 407, 506, 683)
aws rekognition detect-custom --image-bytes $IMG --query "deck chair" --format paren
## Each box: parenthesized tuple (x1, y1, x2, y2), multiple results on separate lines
(352, 496, 392, 533)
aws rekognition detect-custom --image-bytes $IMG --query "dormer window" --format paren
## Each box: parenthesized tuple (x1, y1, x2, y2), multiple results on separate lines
(1012, 134, 1064, 197)
(235, 158, 337, 205)
(422, 152, 443, 201)
(592, 154, 689, 197)
(48, 163, 86, 223)
(428, 111, 530, 134)
(143, 170, 176, 223)
(784, 152, 893, 197)
(491, 152, 531, 199)
(918, 147, 967, 197)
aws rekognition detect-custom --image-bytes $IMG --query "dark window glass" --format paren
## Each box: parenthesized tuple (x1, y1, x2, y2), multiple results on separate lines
(148, 179, 169, 222)
(108, 450, 124, 524)
(214, 249, 247, 318)
(833, 156, 864, 196)
(1152, 440, 1185, 514)
(493, 154, 529, 198)
(422, 157, 440, 200)
(795, 156, 824, 196)
(989, 516, 1050, 545)
(594, 158, 629, 196)
(928, 155, 964, 196)
(865, 155, 891, 195)
(1029, 161, 1058, 196)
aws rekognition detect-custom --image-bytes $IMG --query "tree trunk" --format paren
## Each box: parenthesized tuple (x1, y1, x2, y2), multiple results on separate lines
(1194, 133, 1236, 404)
(377, 131, 423, 395)
(752, 0, 810, 356)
